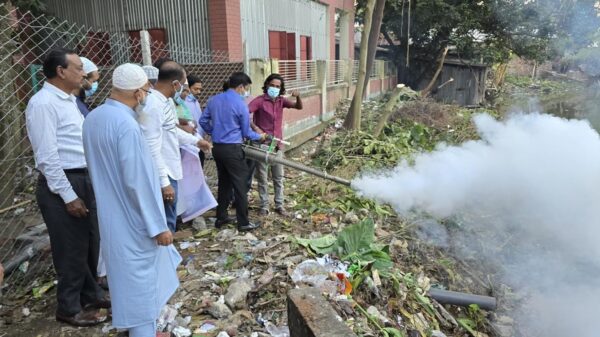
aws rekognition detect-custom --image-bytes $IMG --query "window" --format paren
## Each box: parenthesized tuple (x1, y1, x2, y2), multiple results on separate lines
(300, 35, 312, 60)
(268, 30, 297, 60)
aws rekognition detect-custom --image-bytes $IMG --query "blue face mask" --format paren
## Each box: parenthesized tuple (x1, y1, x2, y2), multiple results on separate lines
(85, 82, 98, 97)
(240, 90, 250, 99)
(267, 86, 280, 99)
(173, 82, 184, 101)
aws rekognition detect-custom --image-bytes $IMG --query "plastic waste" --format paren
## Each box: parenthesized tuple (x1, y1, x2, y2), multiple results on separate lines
(101, 324, 113, 334)
(172, 326, 192, 337)
(291, 260, 329, 286)
(291, 257, 350, 295)
(265, 321, 290, 337)
(198, 322, 217, 333)
(156, 304, 178, 332)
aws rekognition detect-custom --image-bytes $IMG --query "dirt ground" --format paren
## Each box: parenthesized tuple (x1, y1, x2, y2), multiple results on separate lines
(0, 97, 517, 337)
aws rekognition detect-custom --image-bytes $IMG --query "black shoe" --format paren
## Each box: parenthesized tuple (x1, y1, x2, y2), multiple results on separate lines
(83, 294, 111, 310)
(238, 222, 261, 232)
(259, 208, 269, 216)
(215, 216, 236, 228)
(56, 309, 107, 327)
(274, 207, 289, 217)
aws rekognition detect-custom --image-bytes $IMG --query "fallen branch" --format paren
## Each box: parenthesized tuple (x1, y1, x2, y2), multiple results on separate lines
(373, 84, 412, 138)
(0, 200, 32, 215)
(421, 46, 450, 98)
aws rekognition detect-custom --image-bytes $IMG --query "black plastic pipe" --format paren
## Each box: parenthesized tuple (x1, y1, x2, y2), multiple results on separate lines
(428, 288, 497, 311)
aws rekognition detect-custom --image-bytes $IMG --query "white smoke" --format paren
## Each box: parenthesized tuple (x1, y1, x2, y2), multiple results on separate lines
(353, 113, 600, 337)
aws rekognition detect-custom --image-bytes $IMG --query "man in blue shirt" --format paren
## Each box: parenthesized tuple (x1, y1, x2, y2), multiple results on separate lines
(200, 72, 267, 231)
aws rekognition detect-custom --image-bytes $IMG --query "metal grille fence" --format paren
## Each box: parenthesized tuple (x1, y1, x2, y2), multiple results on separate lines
(278, 60, 318, 91)
(352, 59, 360, 82)
(326, 60, 349, 86)
(0, 3, 239, 303)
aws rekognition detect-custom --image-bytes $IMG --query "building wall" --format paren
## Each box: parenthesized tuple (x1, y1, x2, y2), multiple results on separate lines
(241, 0, 329, 60)
(208, 0, 243, 61)
(45, 0, 211, 63)
(318, 0, 355, 60)
(429, 64, 488, 106)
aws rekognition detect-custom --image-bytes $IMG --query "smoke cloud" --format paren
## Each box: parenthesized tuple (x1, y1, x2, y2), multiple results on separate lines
(353, 113, 600, 337)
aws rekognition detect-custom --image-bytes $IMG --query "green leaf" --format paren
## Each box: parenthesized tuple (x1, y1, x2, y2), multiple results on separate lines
(336, 218, 375, 254)
(359, 249, 393, 274)
(295, 235, 337, 254)
(458, 317, 478, 336)
(383, 327, 405, 337)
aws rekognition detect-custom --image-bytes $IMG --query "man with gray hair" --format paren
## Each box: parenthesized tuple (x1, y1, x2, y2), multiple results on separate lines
(83, 63, 181, 337)
(26, 47, 107, 327)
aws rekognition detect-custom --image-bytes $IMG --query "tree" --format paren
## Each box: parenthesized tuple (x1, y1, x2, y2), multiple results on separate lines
(361, 0, 386, 97)
(357, 0, 600, 87)
(9, 0, 46, 15)
(344, 0, 376, 130)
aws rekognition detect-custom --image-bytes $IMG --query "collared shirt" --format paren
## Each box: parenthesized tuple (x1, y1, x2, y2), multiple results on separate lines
(25, 82, 87, 203)
(249, 94, 294, 140)
(200, 89, 262, 144)
(139, 89, 200, 187)
(184, 95, 206, 138)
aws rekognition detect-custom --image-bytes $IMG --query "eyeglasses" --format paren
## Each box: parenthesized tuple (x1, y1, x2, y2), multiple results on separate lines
(138, 88, 151, 94)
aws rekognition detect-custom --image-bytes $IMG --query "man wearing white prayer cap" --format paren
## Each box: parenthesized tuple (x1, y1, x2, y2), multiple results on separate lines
(83, 63, 182, 337)
(142, 65, 159, 86)
(76, 57, 101, 116)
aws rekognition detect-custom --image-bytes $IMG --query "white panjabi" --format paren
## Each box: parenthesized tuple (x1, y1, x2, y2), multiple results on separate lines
(112, 63, 148, 90)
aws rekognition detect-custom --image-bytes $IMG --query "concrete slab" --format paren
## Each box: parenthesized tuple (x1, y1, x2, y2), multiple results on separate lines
(287, 288, 357, 337)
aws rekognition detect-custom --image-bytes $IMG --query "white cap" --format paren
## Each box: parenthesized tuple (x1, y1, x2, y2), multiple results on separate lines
(112, 63, 148, 90)
(142, 65, 159, 80)
(80, 57, 98, 74)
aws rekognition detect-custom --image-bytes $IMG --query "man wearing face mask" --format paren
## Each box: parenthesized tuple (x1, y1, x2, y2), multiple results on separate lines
(75, 57, 100, 117)
(26, 48, 107, 326)
(140, 59, 211, 233)
(200, 72, 268, 232)
(184, 74, 207, 167)
(249, 73, 302, 216)
(83, 63, 181, 337)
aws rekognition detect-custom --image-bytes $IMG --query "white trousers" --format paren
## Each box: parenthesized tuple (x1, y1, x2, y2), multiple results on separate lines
(129, 321, 156, 337)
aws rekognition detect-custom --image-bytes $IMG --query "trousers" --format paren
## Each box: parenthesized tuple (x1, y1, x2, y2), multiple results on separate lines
(212, 143, 250, 227)
(254, 150, 284, 210)
(164, 177, 178, 232)
(129, 320, 157, 337)
(36, 171, 104, 316)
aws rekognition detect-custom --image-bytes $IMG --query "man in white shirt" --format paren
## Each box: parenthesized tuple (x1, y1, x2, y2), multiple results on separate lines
(25, 48, 108, 327)
(139, 59, 210, 232)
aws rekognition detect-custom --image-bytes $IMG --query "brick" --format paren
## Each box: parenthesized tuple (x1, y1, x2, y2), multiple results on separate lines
(287, 288, 356, 337)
